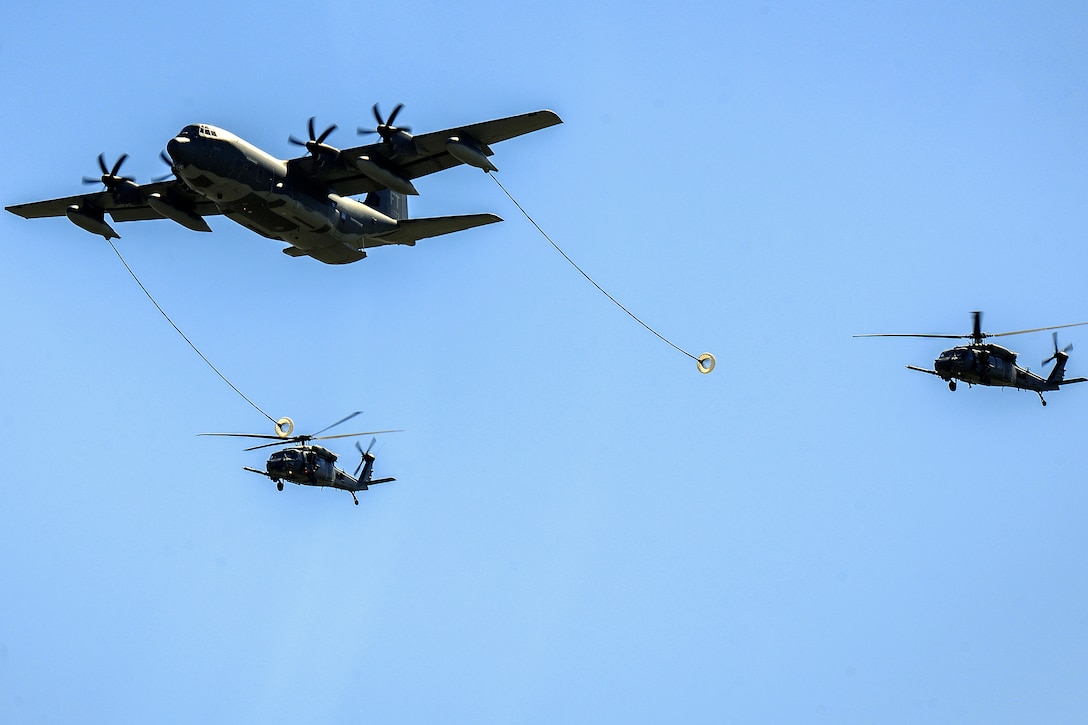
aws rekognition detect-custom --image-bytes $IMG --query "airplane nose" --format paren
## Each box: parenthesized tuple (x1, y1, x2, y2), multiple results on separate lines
(166, 136, 191, 166)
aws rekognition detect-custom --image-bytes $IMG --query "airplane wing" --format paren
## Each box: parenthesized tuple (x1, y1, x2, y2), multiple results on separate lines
(6, 179, 220, 227)
(287, 109, 561, 197)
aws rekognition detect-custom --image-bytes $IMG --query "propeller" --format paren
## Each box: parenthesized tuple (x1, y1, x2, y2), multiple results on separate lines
(358, 103, 412, 144)
(1042, 331, 1074, 366)
(152, 150, 176, 182)
(82, 153, 134, 190)
(289, 117, 340, 162)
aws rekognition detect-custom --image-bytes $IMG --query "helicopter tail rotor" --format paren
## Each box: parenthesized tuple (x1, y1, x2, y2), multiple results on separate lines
(354, 437, 377, 478)
(1042, 331, 1074, 367)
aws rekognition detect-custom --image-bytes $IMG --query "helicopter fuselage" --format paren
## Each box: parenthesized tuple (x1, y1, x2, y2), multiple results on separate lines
(265, 445, 361, 491)
(931, 343, 1064, 392)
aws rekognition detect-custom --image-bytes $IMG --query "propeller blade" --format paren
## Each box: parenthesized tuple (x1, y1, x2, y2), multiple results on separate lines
(288, 135, 307, 147)
(98, 153, 109, 175)
(387, 103, 404, 127)
(316, 123, 337, 144)
(152, 151, 175, 182)
(110, 153, 129, 177)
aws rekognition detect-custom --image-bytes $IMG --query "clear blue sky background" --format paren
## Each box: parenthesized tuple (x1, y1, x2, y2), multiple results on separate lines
(3, 2, 1088, 722)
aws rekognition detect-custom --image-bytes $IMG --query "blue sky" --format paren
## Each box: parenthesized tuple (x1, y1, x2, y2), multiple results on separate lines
(3, 1, 1088, 722)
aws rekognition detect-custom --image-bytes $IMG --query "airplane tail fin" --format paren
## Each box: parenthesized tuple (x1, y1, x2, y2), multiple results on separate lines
(364, 190, 408, 221)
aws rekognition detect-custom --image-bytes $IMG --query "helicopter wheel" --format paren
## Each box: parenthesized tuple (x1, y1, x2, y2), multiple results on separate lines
(949, 381, 957, 392)
(354, 499, 359, 505)
(277, 481, 284, 491)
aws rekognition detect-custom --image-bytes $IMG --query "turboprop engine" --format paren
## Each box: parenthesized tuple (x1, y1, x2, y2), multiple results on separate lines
(65, 205, 119, 240)
(445, 136, 497, 172)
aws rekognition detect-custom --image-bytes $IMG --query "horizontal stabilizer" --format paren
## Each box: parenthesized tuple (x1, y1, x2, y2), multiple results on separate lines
(367, 477, 396, 485)
(372, 214, 501, 247)
(1059, 377, 1088, 385)
(905, 365, 942, 377)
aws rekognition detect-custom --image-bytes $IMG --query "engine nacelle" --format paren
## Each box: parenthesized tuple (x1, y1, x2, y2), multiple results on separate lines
(147, 193, 212, 232)
(65, 205, 119, 240)
(353, 156, 419, 196)
(446, 136, 497, 172)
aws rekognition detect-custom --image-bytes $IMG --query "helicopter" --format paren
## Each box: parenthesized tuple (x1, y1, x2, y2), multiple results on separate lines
(201, 412, 400, 504)
(854, 311, 1088, 406)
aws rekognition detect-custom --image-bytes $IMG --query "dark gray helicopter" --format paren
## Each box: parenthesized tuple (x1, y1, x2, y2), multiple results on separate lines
(855, 311, 1088, 406)
(201, 412, 400, 504)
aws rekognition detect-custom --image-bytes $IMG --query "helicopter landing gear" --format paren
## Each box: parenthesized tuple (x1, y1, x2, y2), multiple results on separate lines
(1038, 392, 1047, 407)
(276, 481, 284, 491)
(949, 380, 957, 392)
(350, 491, 359, 505)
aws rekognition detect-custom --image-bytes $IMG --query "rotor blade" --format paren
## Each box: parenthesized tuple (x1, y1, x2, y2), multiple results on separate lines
(972, 311, 982, 341)
(243, 439, 301, 452)
(312, 411, 362, 437)
(853, 333, 967, 339)
(987, 321, 1088, 338)
(310, 429, 403, 442)
(198, 433, 291, 440)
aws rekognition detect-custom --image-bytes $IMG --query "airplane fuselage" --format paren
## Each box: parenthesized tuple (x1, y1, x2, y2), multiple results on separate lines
(167, 124, 398, 263)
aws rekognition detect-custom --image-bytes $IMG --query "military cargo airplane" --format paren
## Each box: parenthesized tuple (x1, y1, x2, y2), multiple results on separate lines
(6, 104, 561, 264)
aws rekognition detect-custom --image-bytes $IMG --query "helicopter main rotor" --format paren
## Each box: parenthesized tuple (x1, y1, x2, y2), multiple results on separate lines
(854, 311, 1088, 345)
(200, 411, 401, 451)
